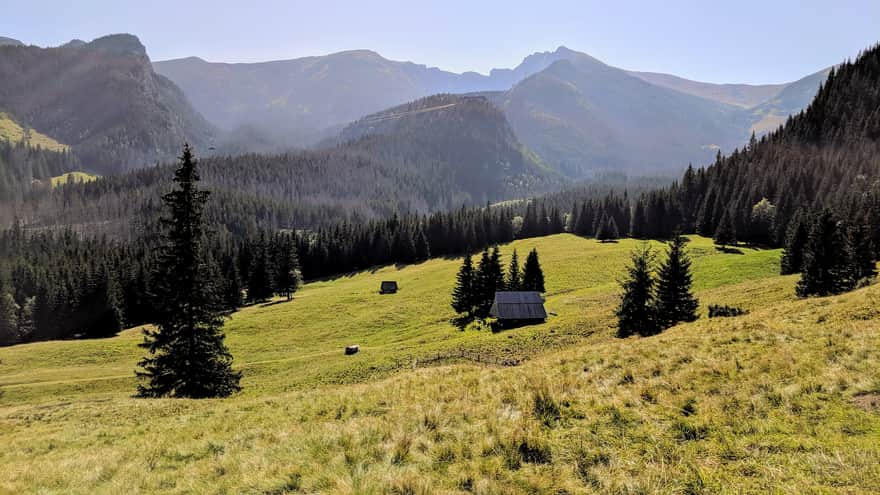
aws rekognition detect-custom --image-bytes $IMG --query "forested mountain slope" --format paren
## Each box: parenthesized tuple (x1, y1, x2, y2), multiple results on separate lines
(5, 95, 556, 236)
(672, 45, 880, 245)
(0, 34, 215, 174)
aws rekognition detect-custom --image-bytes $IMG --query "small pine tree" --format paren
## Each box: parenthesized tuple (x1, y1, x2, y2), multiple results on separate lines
(655, 235, 699, 328)
(521, 248, 545, 292)
(714, 210, 736, 248)
(616, 245, 658, 337)
(780, 210, 810, 275)
(796, 209, 852, 297)
(451, 253, 476, 318)
(506, 249, 522, 290)
(136, 144, 241, 398)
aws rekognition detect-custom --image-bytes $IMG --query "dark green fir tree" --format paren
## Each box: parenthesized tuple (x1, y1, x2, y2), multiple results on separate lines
(451, 253, 476, 318)
(136, 144, 241, 398)
(521, 248, 545, 292)
(654, 235, 699, 328)
(796, 209, 851, 297)
(616, 245, 658, 338)
(780, 209, 810, 275)
(506, 249, 522, 290)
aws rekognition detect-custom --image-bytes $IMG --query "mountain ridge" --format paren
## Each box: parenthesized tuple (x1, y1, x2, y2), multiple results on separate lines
(154, 43, 828, 175)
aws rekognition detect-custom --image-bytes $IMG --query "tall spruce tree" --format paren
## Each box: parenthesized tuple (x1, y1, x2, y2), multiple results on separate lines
(136, 144, 241, 398)
(780, 210, 810, 275)
(616, 245, 658, 338)
(475, 247, 504, 316)
(451, 253, 476, 318)
(506, 249, 522, 290)
(521, 248, 545, 292)
(655, 235, 699, 328)
(796, 209, 852, 297)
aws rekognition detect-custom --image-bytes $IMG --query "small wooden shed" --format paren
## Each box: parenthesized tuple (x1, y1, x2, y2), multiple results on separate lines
(379, 281, 398, 294)
(489, 291, 547, 323)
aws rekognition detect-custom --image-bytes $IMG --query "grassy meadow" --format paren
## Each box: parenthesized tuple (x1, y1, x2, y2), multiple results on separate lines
(0, 112, 68, 152)
(49, 171, 99, 188)
(2, 234, 879, 493)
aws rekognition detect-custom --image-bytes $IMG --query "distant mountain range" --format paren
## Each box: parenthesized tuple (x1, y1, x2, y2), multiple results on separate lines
(0, 34, 214, 174)
(151, 49, 561, 146)
(155, 45, 829, 176)
(0, 34, 830, 180)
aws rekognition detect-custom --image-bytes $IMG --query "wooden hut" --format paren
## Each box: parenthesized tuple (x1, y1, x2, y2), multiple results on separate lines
(489, 291, 546, 324)
(379, 281, 398, 294)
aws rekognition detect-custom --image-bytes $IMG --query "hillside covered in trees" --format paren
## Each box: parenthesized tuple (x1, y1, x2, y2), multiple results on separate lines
(0, 34, 215, 174)
(3, 94, 557, 237)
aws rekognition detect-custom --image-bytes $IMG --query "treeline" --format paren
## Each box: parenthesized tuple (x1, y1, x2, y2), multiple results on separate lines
(783, 208, 877, 297)
(0, 225, 303, 346)
(665, 44, 880, 248)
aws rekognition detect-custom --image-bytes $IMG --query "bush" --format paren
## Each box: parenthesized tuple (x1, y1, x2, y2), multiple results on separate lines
(708, 304, 748, 318)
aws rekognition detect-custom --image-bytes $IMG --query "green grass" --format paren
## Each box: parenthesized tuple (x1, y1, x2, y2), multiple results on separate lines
(0, 112, 68, 152)
(2, 234, 879, 493)
(49, 171, 100, 188)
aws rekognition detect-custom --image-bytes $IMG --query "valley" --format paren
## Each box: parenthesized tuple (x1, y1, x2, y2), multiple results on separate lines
(0, 11, 878, 493)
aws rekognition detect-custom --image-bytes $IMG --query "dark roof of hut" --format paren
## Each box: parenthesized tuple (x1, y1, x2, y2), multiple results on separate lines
(489, 291, 547, 320)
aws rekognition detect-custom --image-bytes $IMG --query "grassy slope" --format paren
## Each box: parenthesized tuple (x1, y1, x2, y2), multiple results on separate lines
(0, 112, 68, 152)
(1, 235, 878, 493)
(49, 171, 100, 188)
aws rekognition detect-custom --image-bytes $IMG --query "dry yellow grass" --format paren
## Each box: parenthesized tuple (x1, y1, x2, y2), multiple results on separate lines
(1, 235, 878, 493)
(0, 112, 68, 152)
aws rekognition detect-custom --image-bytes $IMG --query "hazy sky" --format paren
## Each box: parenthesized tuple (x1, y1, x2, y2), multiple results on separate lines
(3, 0, 878, 84)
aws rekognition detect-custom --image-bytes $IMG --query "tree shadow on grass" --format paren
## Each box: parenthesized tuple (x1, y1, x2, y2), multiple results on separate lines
(258, 299, 295, 308)
(715, 245, 745, 254)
